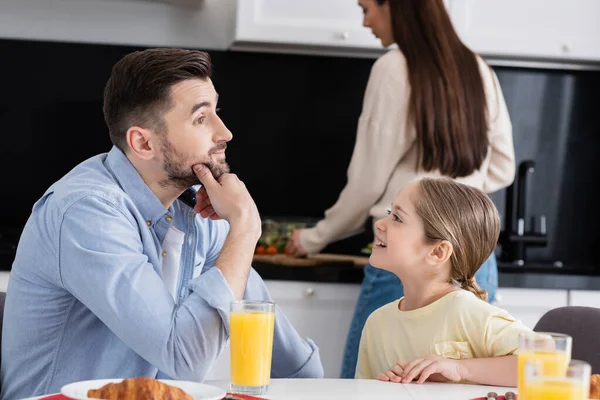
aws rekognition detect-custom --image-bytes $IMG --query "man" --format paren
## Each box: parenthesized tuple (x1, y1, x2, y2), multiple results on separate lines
(0, 48, 323, 400)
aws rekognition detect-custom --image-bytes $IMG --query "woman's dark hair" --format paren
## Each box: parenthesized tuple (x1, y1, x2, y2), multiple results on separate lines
(377, 0, 490, 177)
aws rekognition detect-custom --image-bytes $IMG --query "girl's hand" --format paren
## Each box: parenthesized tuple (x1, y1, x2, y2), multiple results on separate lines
(376, 360, 408, 383)
(400, 354, 465, 384)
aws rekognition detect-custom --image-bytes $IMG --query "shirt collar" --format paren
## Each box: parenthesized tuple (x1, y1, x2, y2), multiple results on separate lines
(105, 146, 170, 226)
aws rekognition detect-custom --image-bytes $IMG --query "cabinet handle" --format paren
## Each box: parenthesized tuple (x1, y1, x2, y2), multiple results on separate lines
(333, 31, 350, 40)
(305, 287, 315, 297)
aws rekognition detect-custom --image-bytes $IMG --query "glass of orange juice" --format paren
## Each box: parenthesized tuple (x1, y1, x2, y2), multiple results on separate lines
(522, 359, 591, 400)
(517, 332, 572, 400)
(230, 300, 275, 396)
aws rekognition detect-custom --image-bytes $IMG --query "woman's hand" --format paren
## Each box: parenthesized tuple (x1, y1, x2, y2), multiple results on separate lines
(377, 355, 465, 384)
(285, 229, 308, 257)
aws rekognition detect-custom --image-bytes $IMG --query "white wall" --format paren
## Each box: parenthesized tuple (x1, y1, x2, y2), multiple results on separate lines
(0, 0, 236, 50)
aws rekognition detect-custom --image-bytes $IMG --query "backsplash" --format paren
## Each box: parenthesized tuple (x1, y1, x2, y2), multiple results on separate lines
(0, 39, 598, 268)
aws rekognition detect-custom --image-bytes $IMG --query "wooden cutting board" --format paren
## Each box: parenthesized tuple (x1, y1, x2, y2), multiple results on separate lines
(253, 253, 369, 267)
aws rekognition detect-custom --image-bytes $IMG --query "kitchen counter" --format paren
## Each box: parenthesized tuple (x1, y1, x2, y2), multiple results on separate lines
(253, 255, 600, 290)
(252, 253, 366, 285)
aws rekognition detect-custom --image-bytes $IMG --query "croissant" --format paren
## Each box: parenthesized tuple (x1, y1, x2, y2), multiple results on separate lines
(590, 374, 600, 399)
(87, 377, 192, 400)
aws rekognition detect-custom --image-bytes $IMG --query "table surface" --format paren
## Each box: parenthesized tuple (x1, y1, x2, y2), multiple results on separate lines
(22, 378, 517, 400)
(218, 379, 516, 399)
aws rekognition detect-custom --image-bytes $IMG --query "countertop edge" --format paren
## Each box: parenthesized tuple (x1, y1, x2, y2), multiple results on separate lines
(254, 262, 600, 290)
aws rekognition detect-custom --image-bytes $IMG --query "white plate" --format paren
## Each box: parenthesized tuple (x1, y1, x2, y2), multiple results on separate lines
(61, 378, 226, 400)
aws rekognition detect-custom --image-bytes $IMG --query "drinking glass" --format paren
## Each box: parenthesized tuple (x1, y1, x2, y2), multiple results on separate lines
(517, 332, 572, 399)
(522, 359, 590, 400)
(229, 300, 275, 396)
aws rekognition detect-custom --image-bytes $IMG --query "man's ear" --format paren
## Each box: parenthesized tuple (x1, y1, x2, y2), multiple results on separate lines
(126, 126, 157, 160)
(425, 240, 453, 266)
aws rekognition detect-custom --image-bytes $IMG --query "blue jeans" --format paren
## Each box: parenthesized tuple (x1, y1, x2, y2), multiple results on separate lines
(339, 253, 498, 378)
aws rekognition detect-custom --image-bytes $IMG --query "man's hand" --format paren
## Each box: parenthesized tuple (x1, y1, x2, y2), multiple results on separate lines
(193, 164, 260, 238)
(193, 164, 261, 299)
(193, 186, 220, 220)
(285, 229, 308, 257)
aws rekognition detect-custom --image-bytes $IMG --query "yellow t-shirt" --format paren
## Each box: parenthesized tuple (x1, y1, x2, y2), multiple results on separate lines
(355, 290, 532, 379)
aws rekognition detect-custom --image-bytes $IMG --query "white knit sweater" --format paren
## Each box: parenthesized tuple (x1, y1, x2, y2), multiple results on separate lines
(299, 49, 515, 254)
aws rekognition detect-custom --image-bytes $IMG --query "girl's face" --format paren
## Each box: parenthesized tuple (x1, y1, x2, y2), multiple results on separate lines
(369, 183, 435, 277)
(358, 0, 394, 48)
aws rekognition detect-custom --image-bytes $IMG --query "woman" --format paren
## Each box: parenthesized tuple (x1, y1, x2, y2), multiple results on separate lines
(286, 0, 515, 379)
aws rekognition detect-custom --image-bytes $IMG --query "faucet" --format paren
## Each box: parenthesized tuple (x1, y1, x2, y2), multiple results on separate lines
(499, 160, 548, 265)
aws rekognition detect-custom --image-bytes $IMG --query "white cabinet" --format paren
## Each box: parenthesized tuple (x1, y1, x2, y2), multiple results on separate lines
(0, 0, 236, 50)
(235, 0, 381, 50)
(452, 0, 600, 62)
(206, 280, 361, 380)
(0, 271, 9, 293)
(266, 280, 360, 378)
(568, 290, 600, 308)
(493, 288, 569, 329)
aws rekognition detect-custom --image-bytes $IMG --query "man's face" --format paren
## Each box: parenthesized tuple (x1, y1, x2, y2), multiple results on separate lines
(157, 78, 232, 189)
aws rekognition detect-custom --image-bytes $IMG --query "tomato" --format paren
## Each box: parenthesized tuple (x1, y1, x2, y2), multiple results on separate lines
(266, 245, 278, 255)
(255, 245, 266, 255)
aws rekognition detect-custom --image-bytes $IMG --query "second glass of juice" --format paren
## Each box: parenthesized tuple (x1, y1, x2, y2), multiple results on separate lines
(517, 331, 572, 400)
(522, 359, 590, 400)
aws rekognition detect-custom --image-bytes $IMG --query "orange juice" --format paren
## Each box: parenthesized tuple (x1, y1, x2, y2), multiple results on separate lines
(518, 350, 570, 399)
(523, 379, 586, 400)
(230, 310, 275, 387)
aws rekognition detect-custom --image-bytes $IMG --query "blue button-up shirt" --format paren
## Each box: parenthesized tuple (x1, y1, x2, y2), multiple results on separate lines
(1, 147, 323, 400)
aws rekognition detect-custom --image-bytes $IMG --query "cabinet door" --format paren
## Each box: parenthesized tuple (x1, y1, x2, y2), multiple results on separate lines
(493, 288, 568, 329)
(235, 0, 381, 49)
(0, 271, 9, 293)
(569, 290, 600, 307)
(452, 0, 600, 62)
(266, 280, 360, 378)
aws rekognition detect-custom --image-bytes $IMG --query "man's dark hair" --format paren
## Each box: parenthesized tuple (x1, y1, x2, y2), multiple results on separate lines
(103, 48, 213, 152)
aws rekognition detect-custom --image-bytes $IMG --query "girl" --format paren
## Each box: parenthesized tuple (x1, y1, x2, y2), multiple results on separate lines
(355, 178, 529, 386)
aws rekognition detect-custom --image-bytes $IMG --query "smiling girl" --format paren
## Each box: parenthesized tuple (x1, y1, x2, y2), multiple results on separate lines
(355, 178, 530, 386)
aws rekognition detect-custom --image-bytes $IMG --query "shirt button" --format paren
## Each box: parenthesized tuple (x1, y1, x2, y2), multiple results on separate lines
(166, 215, 173, 223)
(146, 220, 152, 227)
(162, 251, 167, 257)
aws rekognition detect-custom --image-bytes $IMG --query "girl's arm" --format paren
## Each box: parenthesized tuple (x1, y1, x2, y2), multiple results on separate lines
(393, 354, 517, 387)
(459, 355, 517, 387)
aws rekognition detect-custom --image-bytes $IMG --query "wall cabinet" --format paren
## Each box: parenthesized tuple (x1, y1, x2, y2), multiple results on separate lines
(452, 0, 600, 63)
(235, 0, 600, 63)
(234, 0, 461, 54)
(2, 0, 598, 64)
(235, 0, 380, 50)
